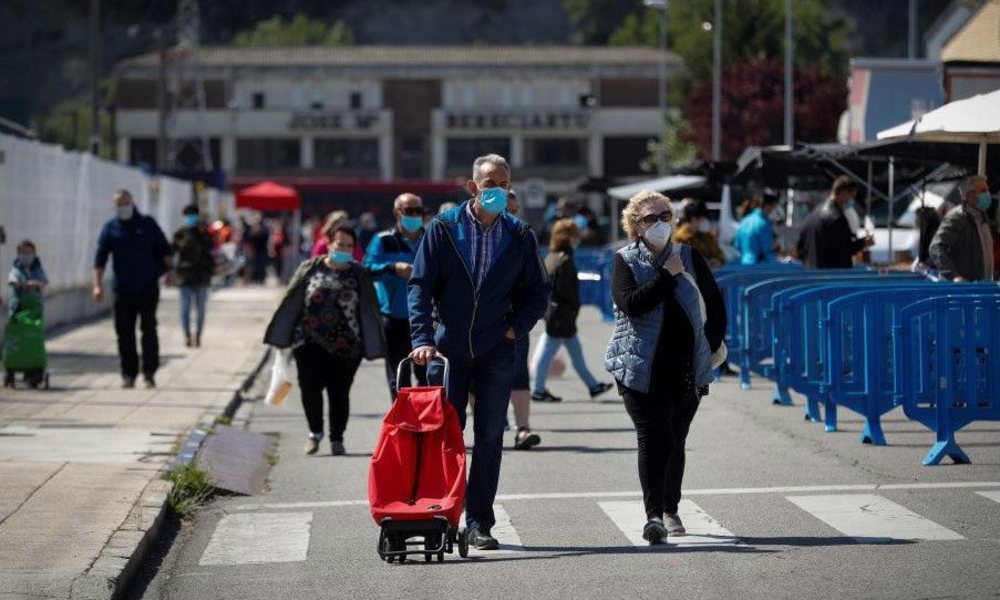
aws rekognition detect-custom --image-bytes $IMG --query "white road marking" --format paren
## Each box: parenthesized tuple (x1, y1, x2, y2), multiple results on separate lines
(462, 504, 524, 554)
(199, 511, 313, 565)
(977, 491, 1000, 504)
(786, 494, 964, 543)
(229, 481, 1000, 511)
(599, 499, 739, 548)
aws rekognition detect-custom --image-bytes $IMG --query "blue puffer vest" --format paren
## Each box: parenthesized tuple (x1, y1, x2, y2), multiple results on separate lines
(604, 241, 714, 394)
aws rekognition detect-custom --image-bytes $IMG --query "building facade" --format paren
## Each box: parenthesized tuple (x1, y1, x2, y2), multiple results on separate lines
(113, 46, 677, 205)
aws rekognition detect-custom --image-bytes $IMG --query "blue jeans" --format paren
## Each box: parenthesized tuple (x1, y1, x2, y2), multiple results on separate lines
(428, 340, 515, 533)
(531, 332, 599, 395)
(179, 285, 208, 337)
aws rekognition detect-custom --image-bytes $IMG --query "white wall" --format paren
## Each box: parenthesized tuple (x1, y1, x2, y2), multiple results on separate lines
(0, 134, 198, 338)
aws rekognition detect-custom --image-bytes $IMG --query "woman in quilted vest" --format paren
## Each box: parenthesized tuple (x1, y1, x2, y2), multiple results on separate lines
(605, 190, 726, 545)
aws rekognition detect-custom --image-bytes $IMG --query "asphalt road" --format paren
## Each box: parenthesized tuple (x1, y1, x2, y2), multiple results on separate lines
(135, 308, 1000, 600)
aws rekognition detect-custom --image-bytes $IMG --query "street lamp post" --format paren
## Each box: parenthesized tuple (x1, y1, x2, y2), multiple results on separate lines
(784, 0, 794, 147)
(645, 0, 669, 175)
(711, 0, 722, 161)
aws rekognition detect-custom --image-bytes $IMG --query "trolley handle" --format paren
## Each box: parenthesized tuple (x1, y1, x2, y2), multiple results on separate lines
(397, 354, 449, 390)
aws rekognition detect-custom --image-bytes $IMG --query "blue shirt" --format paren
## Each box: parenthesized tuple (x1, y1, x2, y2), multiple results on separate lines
(363, 227, 421, 319)
(733, 208, 776, 265)
(94, 213, 171, 294)
(462, 203, 503, 290)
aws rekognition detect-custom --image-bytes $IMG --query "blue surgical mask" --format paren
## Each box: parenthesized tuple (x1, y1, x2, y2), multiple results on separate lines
(976, 191, 992, 211)
(478, 187, 508, 215)
(400, 215, 423, 233)
(184, 215, 199, 227)
(329, 250, 353, 265)
(573, 215, 589, 230)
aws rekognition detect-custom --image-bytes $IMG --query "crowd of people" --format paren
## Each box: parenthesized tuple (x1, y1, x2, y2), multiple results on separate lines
(5, 152, 994, 552)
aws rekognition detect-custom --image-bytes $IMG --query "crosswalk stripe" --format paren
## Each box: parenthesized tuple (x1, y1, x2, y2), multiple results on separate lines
(977, 491, 1000, 504)
(598, 499, 740, 548)
(461, 504, 524, 554)
(785, 494, 964, 543)
(199, 511, 313, 566)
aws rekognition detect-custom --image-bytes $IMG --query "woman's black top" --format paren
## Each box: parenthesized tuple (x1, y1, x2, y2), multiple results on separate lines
(611, 247, 726, 395)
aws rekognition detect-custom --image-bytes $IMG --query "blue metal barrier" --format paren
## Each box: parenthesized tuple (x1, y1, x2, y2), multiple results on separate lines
(771, 279, 928, 426)
(573, 247, 615, 322)
(823, 284, 997, 446)
(894, 293, 1000, 465)
(740, 272, 921, 392)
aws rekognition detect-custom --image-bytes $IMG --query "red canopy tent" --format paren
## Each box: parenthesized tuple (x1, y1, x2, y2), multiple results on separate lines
(235, 181, 300, 211)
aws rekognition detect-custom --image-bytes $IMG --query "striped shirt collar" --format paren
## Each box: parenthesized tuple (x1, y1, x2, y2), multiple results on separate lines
(462, 202, 503, 290)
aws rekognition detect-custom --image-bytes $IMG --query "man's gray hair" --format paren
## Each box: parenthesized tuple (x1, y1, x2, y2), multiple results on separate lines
(114, 189, 132, 200)
(472, 154, 511, 183)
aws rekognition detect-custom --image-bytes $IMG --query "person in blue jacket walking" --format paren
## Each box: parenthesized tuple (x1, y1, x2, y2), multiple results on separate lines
(733, 193, 779, 264)
(408, 154, 550, 551)
(364, 192, 427, 398)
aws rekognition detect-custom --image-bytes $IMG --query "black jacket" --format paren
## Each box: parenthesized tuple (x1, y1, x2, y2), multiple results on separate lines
(543, 248, 580, 337)
(797, 200, 865, 269)
(263, 257, 386, 360)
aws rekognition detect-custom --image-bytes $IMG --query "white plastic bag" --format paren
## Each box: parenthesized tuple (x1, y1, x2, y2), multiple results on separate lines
(264, 348, 294, 406)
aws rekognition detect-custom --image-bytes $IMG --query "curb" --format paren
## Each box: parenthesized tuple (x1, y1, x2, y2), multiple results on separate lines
(70, 346, 273, 600)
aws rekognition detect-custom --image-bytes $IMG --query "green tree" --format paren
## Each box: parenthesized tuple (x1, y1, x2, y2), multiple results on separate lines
(232, 13, 355, 46)
(40, 98, 116, 160)
(609, 0, 852, 82)
(563, 0, 643, 44)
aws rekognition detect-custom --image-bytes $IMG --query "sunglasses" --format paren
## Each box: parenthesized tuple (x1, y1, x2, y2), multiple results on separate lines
(400, 207, 424, 217)
(637, 211, 673, 226)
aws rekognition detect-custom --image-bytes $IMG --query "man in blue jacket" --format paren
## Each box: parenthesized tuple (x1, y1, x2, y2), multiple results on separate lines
(93, 189, 173, 389)
(364, 192, 427, 397)
(409, 154, 550, 550)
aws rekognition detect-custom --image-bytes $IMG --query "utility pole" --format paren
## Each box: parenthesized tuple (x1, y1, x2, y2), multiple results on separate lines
(783, 0, 794, 147)
(88, 0, 101, 155)
(711, 0, 722, 161)
(645, 0, 669, 175)
(156, 28, 167, 172)
(908, 0, 918, 59)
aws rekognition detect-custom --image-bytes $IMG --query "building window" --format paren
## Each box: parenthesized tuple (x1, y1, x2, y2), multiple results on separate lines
(350, 92, 363, 109)
(236, 138, 300, 171)
(446, 137, 511, 168)
(525, 138, 586, 167)
(314, 138, 379, 170)
(252, 92, 265, 109)
(603, 136, 650, 177)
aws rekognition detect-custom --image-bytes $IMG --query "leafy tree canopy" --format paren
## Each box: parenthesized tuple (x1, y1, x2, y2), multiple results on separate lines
(608, 0, 852, 82)
(232, 13, 355, 46)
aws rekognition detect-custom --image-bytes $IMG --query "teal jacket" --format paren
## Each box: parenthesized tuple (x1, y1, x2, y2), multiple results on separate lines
(733, 208, 776, 265)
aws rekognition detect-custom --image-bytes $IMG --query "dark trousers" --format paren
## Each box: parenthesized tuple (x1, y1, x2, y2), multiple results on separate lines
(621, 383, 701, 519)
(113, 286, 160, 380)
(428, 340, 515, 533)
(293, 342, 361, 441)
(383, 315, 426, 398)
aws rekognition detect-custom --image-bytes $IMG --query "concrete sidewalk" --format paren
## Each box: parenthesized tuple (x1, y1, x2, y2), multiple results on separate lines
(0, 285, 280, 600)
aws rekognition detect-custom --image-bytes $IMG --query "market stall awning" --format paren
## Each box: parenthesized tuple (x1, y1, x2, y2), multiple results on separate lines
(877, 89, 1000, 174)
(608, 175, 707, 200)
(235, 180, 301, 211)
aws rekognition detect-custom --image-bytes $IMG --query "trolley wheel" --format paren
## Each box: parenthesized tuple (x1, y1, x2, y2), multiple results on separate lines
(457, 527, 469, 558)
(381, 536, 393, 563)
(437, 552, 444, 562)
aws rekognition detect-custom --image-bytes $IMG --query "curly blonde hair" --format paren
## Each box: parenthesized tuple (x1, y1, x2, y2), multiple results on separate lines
(621, 189, 669, 241)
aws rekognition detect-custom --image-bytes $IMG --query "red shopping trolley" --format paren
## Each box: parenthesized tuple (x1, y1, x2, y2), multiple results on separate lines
(369, 356, 468, 563)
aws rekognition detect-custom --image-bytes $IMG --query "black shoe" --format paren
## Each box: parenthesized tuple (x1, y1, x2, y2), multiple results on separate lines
(330, 440, 346, 456)
(121, 377, 136, 389)
(642, 518, 668, 545)
(530, 390, 562, 403)
(466, 526, 500, 550)
(514, 428, 541, 450)
(143, 375, 156, 389)
(589, 382, 614, 399)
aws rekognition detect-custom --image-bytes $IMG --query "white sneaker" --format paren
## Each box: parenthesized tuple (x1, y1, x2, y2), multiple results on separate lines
(665, 513, 686, 536)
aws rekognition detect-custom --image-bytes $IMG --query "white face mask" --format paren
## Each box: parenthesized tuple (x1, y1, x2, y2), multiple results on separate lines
(643, 221, 671, 249)
(117, 204, 135, 221)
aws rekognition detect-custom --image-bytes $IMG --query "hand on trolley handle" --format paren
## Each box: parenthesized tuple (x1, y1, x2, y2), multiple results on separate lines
(409, 345, 438, 366)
